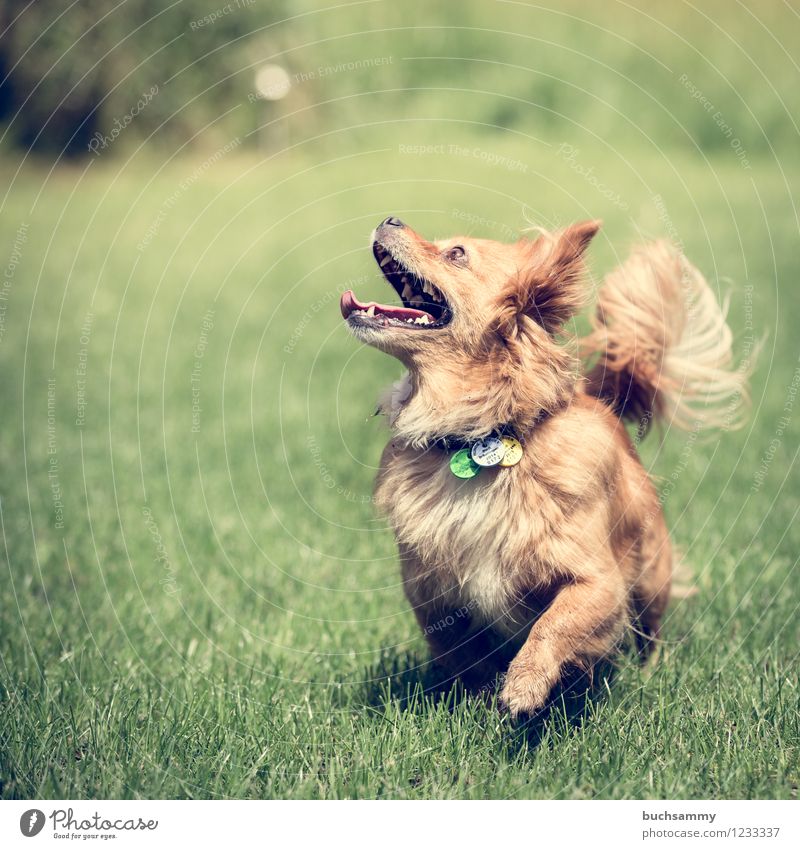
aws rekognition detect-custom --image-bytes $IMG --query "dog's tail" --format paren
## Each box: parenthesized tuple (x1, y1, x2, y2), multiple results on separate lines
(582, 241, 751, 434)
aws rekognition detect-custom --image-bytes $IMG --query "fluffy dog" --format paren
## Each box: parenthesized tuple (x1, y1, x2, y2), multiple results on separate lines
(341, 215, 746, 717)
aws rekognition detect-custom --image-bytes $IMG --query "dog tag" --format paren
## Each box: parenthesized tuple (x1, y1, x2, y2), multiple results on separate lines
(470, 436, 505, 467)
(450, 448, 481, 479)
(499, 436, 523, 467)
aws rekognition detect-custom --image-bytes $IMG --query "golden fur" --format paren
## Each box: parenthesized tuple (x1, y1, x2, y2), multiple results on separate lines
(343, 217, 748, 717)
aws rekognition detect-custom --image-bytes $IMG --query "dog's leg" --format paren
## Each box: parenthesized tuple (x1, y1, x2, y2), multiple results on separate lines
(498, 568, 627, 717)
(400, 547, 503, 689)
(633, 515, 672, 656)
(414, 606, 503, 690)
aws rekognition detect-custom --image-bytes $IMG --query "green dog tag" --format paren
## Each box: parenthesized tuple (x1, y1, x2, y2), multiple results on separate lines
(450, 448, 481, 479)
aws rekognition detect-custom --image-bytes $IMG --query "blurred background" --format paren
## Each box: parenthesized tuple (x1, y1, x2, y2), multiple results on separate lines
(0, 0, 798, 799)
(1, 0, 797, 158)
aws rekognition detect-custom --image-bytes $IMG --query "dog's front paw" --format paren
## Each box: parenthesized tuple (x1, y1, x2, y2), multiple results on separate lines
(498, 661, 557, 719)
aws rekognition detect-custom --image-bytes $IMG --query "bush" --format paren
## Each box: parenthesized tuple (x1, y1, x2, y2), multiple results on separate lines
(0, 0, 281, 156)
(0, 0, 796, 159)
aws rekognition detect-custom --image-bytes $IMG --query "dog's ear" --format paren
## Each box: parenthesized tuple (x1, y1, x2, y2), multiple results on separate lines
(498, 220, 601, 335)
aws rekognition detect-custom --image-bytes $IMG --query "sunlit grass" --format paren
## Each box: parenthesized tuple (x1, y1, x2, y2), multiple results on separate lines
(0, 137, 797, 798)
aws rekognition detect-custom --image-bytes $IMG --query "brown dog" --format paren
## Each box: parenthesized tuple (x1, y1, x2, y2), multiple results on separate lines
(341, 216, 746, 717)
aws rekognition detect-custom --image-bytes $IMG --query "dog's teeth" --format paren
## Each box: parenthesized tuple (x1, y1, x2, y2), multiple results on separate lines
(380, 255, 392, 268)
(367, 305, 376, 316)
(411, 296, 423, 306)
(402, 283, 414, 300)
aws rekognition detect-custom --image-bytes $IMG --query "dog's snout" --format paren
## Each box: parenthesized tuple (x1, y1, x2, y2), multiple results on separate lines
(382, 216, 404, 228)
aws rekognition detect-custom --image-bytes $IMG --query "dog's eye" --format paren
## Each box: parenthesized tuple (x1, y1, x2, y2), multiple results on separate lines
(445, 246, 467, 264)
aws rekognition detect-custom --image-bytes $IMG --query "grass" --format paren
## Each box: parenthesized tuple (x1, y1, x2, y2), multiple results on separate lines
(0, 131, 798, 798)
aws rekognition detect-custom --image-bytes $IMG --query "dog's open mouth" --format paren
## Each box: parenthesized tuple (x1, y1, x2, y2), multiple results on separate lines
(340, 242, 452, 329)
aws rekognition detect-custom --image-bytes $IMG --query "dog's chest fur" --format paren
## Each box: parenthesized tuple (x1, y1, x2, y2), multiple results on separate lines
(375, 440, 571, 633)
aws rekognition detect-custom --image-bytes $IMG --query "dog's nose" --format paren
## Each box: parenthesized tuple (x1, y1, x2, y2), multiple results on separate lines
(382, 216, 404, 228)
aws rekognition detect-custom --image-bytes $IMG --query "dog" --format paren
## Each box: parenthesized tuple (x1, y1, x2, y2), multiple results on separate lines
(340, 215, 747, 718)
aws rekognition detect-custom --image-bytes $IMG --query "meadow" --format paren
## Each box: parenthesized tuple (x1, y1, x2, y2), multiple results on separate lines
(0, 137, 797, 798)
(0, 0, 799, 800)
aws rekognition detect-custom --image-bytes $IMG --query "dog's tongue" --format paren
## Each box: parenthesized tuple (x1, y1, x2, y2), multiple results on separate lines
(340, 290, 434, 322)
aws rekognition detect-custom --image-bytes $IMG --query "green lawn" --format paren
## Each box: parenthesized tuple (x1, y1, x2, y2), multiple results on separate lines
(0, 137, 798, 798)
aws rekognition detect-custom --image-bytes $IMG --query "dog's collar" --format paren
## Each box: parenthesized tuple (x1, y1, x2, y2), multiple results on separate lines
(431, 424, 518, 453)
(430, 413, 551, 478)
(431, 409, 550, 452)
